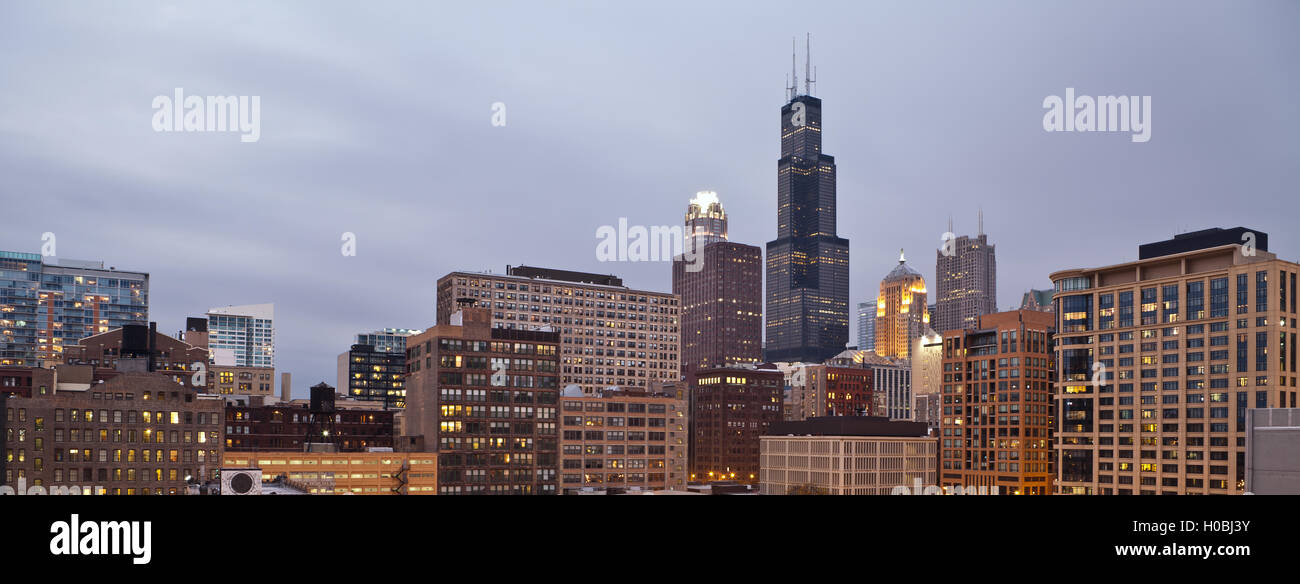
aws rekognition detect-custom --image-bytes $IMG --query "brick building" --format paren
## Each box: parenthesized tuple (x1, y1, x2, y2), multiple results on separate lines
(558, 386, 688, 493)
(688, 364, 784, 483)
(941, 309, 1056, 495)
(404, 304, 561, 494)
(2, 367, 224, 495)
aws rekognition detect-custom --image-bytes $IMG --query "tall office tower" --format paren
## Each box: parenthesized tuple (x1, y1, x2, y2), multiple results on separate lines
(436, 267, 679, 395)
(206, 303, 275, 368)
(764, 44, 850, 364)
(934, 216, 997, 335)
(1052, 227, 1299, 495)
(0, 251, 148, 367)
(336, 328, 420, 406)
(911, 328, 944, 428)
(674, 191, 763, 373)
(404, 303, 560, 495)
(876, 251, 929, 359)
(857, 300, 877, 353)
(941, 310, 1056, 495)
(688, 364, 784, 484)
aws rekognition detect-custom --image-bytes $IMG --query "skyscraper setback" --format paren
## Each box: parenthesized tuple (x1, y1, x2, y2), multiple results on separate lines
(674, 191, 763, 371)
(934, 215, 997, 335)
(764, 43, 849, 364)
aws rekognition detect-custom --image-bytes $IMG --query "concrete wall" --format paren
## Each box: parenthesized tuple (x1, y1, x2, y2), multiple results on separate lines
(1246, 409, 1300, 495)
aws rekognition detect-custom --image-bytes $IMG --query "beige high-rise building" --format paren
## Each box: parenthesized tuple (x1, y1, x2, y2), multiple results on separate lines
(436, 267, 679, 395)
(875, 250, 929, 359)
(911, 328, 943, 427)
(1051, 227, 1300, 495)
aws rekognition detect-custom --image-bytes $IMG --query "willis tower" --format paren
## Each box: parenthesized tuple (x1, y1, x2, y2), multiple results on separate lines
(765, 36, 849, 363)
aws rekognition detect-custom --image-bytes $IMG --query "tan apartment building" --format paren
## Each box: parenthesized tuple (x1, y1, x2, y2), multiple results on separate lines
(436, 266, 679, 395)
(912, 328, 944, 428)
(1051, 228, 1299, 495)
(220, 451, 437, 495)
(558, 386, 688, 493)
(941, 309, 1056, 495)
(760, 417, 936, 495)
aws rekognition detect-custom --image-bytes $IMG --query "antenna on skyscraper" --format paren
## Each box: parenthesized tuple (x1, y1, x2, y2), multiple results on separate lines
(978, 207, 984, 236)
(804, 33, 814, 97)
(790, 36, 799, 101)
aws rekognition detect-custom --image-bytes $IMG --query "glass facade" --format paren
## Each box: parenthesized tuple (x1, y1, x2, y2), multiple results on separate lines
(355, 328, 420, 355)
(207, 304, 274, 367)
(0, 251, 148, 366)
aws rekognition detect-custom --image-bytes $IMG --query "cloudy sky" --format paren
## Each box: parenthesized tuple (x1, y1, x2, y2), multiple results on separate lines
(1, 1, 1296, 395)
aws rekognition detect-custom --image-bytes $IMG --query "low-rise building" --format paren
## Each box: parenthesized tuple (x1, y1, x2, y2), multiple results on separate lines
(760, 416, 936, 495)
(220, 451, 437, 495)
(224, 394, 395, 452)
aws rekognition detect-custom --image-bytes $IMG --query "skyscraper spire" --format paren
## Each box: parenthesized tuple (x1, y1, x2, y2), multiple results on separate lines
(790, 37, 798, 101)
(804, 33, 812, 97)
(978, 207, 984, 236)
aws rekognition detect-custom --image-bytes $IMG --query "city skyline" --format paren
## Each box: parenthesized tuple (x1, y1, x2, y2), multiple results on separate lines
(2, 1, 1297, 392)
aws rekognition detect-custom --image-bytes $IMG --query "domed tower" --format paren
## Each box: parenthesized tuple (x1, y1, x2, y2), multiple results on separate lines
(875, 249, 929, 359)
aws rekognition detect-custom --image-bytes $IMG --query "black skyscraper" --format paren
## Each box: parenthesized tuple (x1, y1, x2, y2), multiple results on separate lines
(765, 84, 850, 363)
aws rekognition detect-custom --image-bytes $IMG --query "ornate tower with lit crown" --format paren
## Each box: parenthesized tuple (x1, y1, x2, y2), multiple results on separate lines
(875, 250, 929, 359)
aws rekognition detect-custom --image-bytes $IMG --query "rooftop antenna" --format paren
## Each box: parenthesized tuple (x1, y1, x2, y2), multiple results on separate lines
(978, 207, 984, 236)
(804, 33, 815, 97)
(948, 215, 953, 234)
(790, 36, 798, 101)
